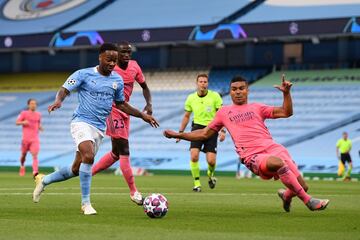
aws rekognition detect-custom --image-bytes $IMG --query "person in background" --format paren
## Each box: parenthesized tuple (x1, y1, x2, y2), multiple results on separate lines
(16, 99, 43, 177)
(336, 132, 352, 181)
(177, 74, 225, 192)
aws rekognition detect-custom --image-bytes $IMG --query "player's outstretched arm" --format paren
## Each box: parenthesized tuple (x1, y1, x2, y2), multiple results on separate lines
(273, 74, 293, 118)
(219, 128, 226, 142)
(176, 111, 191, 143)
(48, 87, 70, 113)
(116, 101, 159, 128)
(139, 82, 153, 115)
(164, 127, 217, 142)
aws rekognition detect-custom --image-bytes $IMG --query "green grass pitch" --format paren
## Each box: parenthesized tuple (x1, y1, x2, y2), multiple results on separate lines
(0, 172, 359, 240)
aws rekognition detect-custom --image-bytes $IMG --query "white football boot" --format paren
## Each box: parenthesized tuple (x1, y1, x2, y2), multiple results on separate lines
(33, 173, 45, 203)
(81, 203, 97, 215)
(130, 191, 144, 205)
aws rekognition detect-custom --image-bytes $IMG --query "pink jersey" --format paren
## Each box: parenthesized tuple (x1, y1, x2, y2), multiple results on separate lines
(208, 103, 276, 159)
(17, 110, 41, 142)
(106, 60, 145, 139)
(113, 60, 145, 102)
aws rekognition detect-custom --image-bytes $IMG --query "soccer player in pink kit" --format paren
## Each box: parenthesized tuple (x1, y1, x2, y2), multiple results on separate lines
(164, 75, 330, 212)
(92, 41, 153, 205)
(16, 99, 43, 177)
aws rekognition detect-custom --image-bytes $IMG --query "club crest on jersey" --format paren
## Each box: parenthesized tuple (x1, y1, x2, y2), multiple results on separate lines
(112, 82, 118, 90)
(67, 79, 76, 85)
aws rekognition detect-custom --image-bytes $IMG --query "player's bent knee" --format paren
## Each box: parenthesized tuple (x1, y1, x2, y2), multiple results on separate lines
(82, 153, 95, 164)
(111, 150, 120, 158)
(207, 159, 216, 166)
(266, 156, 285, 172)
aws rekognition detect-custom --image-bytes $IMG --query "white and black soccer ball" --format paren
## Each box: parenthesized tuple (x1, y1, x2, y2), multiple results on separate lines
(143, 193, 168, 218)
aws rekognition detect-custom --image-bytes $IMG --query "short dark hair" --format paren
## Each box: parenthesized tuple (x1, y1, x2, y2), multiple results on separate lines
(118, 41, 131, 47)
(99, 43, 118, 54)
(27, 98, 36, 105)
(196, 74, 209, 81)
(230, 76, 247, 85)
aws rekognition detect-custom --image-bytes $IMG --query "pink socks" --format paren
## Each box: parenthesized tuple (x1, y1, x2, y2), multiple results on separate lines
(92, 152, 138, 195)
(277, 166, 311, 204)
(32, 154, 38, 176)
(92, 152, 118, 175)
(120, 155, 137, 195)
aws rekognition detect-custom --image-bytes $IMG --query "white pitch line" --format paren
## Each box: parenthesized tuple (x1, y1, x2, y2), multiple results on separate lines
(0, 192, 236, 196)
(0, 192, 357, 197)
(0, 187, 175, 191)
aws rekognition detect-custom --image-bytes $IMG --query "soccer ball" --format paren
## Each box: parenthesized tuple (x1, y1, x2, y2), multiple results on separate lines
(143, 193, 168, 218)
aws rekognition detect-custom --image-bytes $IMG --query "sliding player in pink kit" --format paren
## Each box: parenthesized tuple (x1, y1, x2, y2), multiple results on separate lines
(16, 98, 43, 177)
(92, 41, 152, 205)
(164, 75, 330, 212)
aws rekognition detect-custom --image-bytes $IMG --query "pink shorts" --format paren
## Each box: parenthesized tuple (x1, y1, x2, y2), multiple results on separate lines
(243, 144, 300, 180)
(21, 140, 39, 154)
(105, 108, 130, 139)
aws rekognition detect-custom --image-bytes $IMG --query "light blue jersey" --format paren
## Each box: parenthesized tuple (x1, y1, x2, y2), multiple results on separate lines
(63, 66, 125, 131)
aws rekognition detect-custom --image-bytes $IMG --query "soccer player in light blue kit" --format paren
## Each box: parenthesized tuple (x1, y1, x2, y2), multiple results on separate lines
(33, 43, 159, 215)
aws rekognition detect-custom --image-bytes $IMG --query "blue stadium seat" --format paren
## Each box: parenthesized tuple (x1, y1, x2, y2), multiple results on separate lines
(236, 1, 360, 23)
(66, 0, 250, 32)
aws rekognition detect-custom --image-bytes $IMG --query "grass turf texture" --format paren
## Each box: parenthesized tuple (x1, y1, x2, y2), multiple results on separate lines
(0, 172, 359, 240)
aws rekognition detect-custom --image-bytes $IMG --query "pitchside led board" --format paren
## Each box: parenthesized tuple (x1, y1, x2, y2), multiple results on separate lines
(0, 0, 359, 49)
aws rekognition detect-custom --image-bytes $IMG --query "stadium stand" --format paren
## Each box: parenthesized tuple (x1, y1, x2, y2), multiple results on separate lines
(0, 68, 265, 168)
(0, 0, 359, 173)
(195, 68, 360, 172)
(208, 68, 268, 95)
(236, 0, 360, 23)
(0, 91, 66, 151)
(0, 67, 359, 172)
(0, 73, 68, 91)
(129, 68, 268, 153)
(0, 0, 108, 35)
(134, 69, 210, 91)
(246, 69, 360, 145)
(0, 92, 54, 121)
(288, 119, 360, 174)
(65, 0, 252, 32)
